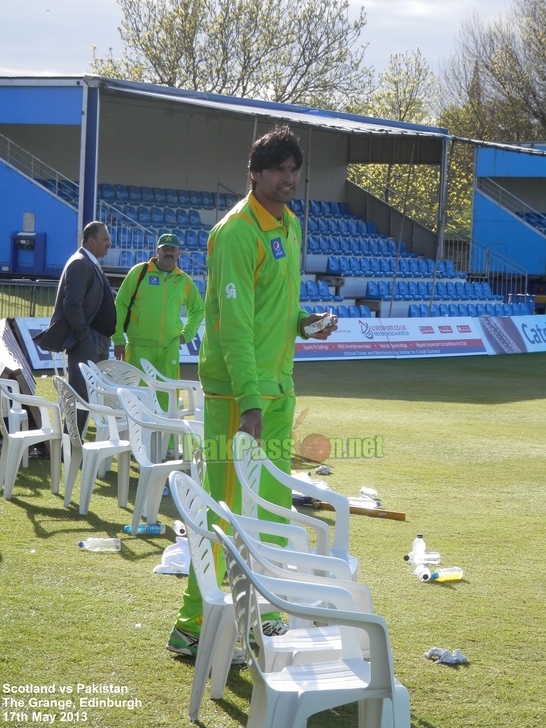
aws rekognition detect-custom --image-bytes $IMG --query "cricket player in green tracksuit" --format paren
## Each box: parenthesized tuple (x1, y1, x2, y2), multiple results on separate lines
(167, 125, 338, 659)
(112, 233, 204, 410)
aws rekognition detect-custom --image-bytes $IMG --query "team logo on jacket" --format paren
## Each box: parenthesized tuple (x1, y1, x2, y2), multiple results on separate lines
(149, 276, 160, 285)
(226, 283, 237, 298)
(271, 237, 286, 260)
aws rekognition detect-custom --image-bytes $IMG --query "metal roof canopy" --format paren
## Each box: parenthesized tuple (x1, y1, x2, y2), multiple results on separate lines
(90, 76, 450, 167)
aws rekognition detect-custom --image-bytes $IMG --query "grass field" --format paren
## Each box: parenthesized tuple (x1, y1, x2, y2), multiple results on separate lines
(1, 353, 546, 727)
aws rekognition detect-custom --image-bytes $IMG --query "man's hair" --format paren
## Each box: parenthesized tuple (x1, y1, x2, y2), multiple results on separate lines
(82, 221, 106, 245)
(248, 125, 303, 190)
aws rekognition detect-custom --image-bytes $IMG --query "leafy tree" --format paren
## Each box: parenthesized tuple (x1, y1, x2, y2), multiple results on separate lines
(91, 0, 372, 109)
(348, 50, 440, 232)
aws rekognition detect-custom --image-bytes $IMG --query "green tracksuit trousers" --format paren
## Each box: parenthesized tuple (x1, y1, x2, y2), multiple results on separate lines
(174, 391, 295, 635)
(125, 338, 181, 413)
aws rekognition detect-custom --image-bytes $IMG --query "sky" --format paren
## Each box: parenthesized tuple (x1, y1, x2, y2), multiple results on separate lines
(0, 0, 511, 78)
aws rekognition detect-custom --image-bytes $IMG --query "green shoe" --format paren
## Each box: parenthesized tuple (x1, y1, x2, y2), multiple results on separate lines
(166, 626, 246, 665)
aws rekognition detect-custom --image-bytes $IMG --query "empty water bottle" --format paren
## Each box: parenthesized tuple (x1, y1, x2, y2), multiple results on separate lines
(414, 564, 431, 582)
(404, 534, 441, 564)
(430, 567, 463, 582)
(123, 523, 166, 535)
(78, 538, 121, 552)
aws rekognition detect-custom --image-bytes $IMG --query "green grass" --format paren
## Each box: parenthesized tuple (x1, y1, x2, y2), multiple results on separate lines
(1, 354, 546, 727)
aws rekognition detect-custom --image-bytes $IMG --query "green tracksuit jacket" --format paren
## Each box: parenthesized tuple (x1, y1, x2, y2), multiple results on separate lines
(112, 258, 204, 348)
(198, 192, 308, 412)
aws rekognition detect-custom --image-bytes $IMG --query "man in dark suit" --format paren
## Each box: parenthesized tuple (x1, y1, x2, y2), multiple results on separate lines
(34, 221, 116, 431)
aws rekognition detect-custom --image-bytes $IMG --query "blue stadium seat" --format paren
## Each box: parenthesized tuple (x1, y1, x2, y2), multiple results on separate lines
(189, 210, 203, 228)
(366, 281, 381, 299)
(59, 180, 77, 202)
(417, 281, 429, 299)
(317, 280, 334, 301)
(201, 192, 215, 209)
(494, 302, 505, 316)
(455, 282, 469, 300)
(127, 185, 142, 203)
(338, 202, 352, 217)
(308, 218, 319, 234)
(307, 235, 320, 254)
(165, 189, 178, 206)
(464, 282, 478, 300)
(338, 219, 349, 236)
(306, 280, 321, 302)
(164, 208, 177, 226)
(119, 227, 132, 247)
(467, 303, 478, 317)
(145, 230, 157, 247)
(485, 303, 496, 316)
(436, 282, 449, 300)
(360, 257, 372, 276)
(319, 237, 331, 255)
(313, 305, 326, 315)
(328, 218, 339, 235)
(369, 238, 380, 256)
(330, 202, 341, 218)
(419, 304, 431, 317)
(349, 238, 360, 256)
(119, 250, 134, 268)
(359, 238, 371, 256)
(179, 253, 193, 274)
(359, 305, 372, 318)
(431, 304, 441, 317)
(124, 205, 138, 224)
(418, 258, 432, 277)
(339, 238, 351, 256)
(115, 184, 129, 203)
(409, 304, 421, 318)
(100, 183, 116, 201)
(378, 239, 390, 257)
(408, 259, 420, 277)
(339, 257, 352, 276)
(320, 201, 331, 217)
(389, 282, 403, 301)
(301, 305, 313, 316)
(337, 304, 350, 318)
(378, 281, 390, 300)
(357, 220, 368, 236)
(309, 200, 321, 216)
(197, 231, 208, 250)
(225, 193, 237, 208)
(151, 207, 164, 225)
(369, 258, 382, 277)
(482, 282, 502, 300)
(213, 192, 227, 210)
(153, 188, 167, 206)
(476, 303, 487, 316)
(172, 230, 186, 248)
(408, 281, 422, 300)
(132, 228, 145, 248)
(350, 257, 364, 276)
(503, 303, 514, 316)
(518, 302, 532, 315)
(398, 258, 411, 277)
(380, 258, 393, 277)
(189, 191, 203, 208)
(326, 256, 341, 275)
(325, 305, 338, 317)
(318, 218, 329, 235)
(446, 281, 459, 300)
(135, 250, 149, 264)
(458, 303, 469, 317)
(439, 303, 450, 317)
(366, 220, 377, 235)
(290, 199, 303, 215)
(329, 237, 341, 255)
(448, 304, 459, 317)
(348, 305, 360, 318)
(193, 252, 206, 274)
(178, 190, 191, 207)
(347, 219, 359, 236)
(176, 209, 190, 229)
(141, 187, 154, 204)
(300, 281, 310, 302)
(185, 230, 199, 250)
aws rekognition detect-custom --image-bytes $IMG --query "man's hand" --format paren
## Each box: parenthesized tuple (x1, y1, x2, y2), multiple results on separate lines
(239, 408, 263, 440)
(114, 344, 126, 361)
(300, 313, 339, 340)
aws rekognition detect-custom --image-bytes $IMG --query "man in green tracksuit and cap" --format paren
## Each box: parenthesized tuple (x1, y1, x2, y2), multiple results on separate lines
(167, 125, 338, 661)
(112, 234, 204, 410)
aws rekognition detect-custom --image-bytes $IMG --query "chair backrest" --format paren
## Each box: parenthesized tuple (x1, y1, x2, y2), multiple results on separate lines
(408, 304, 420, 318)
(485, 303, 496, 316)
(117, 388, 156, 468)
(359, 304, 371, 318)
(448, 303, 459, 317)
(52, 376, 83, 448)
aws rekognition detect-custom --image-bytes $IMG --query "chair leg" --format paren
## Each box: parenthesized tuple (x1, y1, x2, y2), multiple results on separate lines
(143, 472, 169, 524)
(64, 440, 83, 507)
(49, 437, 62, 495)
(188, 605, 226, 720)
(21, 420, 29, 468)
(0, 438, 9, 493)
(208, 619, 239, 699)
(78, 450, 102, 514)
(116, 450, 131, 508)
(132, 469, 153, 534)
(3, 439, 27, 500)
(357, 697, 384, 728)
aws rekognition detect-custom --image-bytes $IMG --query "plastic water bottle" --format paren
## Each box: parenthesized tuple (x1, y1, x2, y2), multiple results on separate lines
(414, 564, 431, 582)
(78, 538, 121, 552)
(430, 567, 463, 582)
(404, 534, 441, 564)
(123, 523, 166, 535)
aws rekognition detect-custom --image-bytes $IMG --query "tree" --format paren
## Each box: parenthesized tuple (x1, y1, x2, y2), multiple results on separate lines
(91, 0, 372, 109)
(348, 50, 440, 232)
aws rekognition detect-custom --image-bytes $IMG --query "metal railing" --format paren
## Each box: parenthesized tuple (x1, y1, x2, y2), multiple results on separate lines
(0, 280, 58, 319)
(477, 177, 546, 232)
(0, 133, 79, 208)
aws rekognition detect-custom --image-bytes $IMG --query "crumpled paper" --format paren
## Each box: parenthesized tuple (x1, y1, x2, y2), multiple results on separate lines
(153, 536, 191, 574)
(424, 647, 469, 665)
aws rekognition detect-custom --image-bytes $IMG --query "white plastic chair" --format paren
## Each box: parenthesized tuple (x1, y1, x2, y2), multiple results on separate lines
(0, 383, 62, 500)
(220, 500, 375, 670)
(168, 470, 310, 722)
(233, 432, 359, 579)
(0, 378, 29, 468)
(52, 376, 132, 514)
(117, 388, 200, 534)
(216, 524, 411, 728)
(140, 357, 204, 422)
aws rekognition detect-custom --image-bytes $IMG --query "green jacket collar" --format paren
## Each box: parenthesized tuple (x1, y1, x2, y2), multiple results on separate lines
(247, 192, 296, 232)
